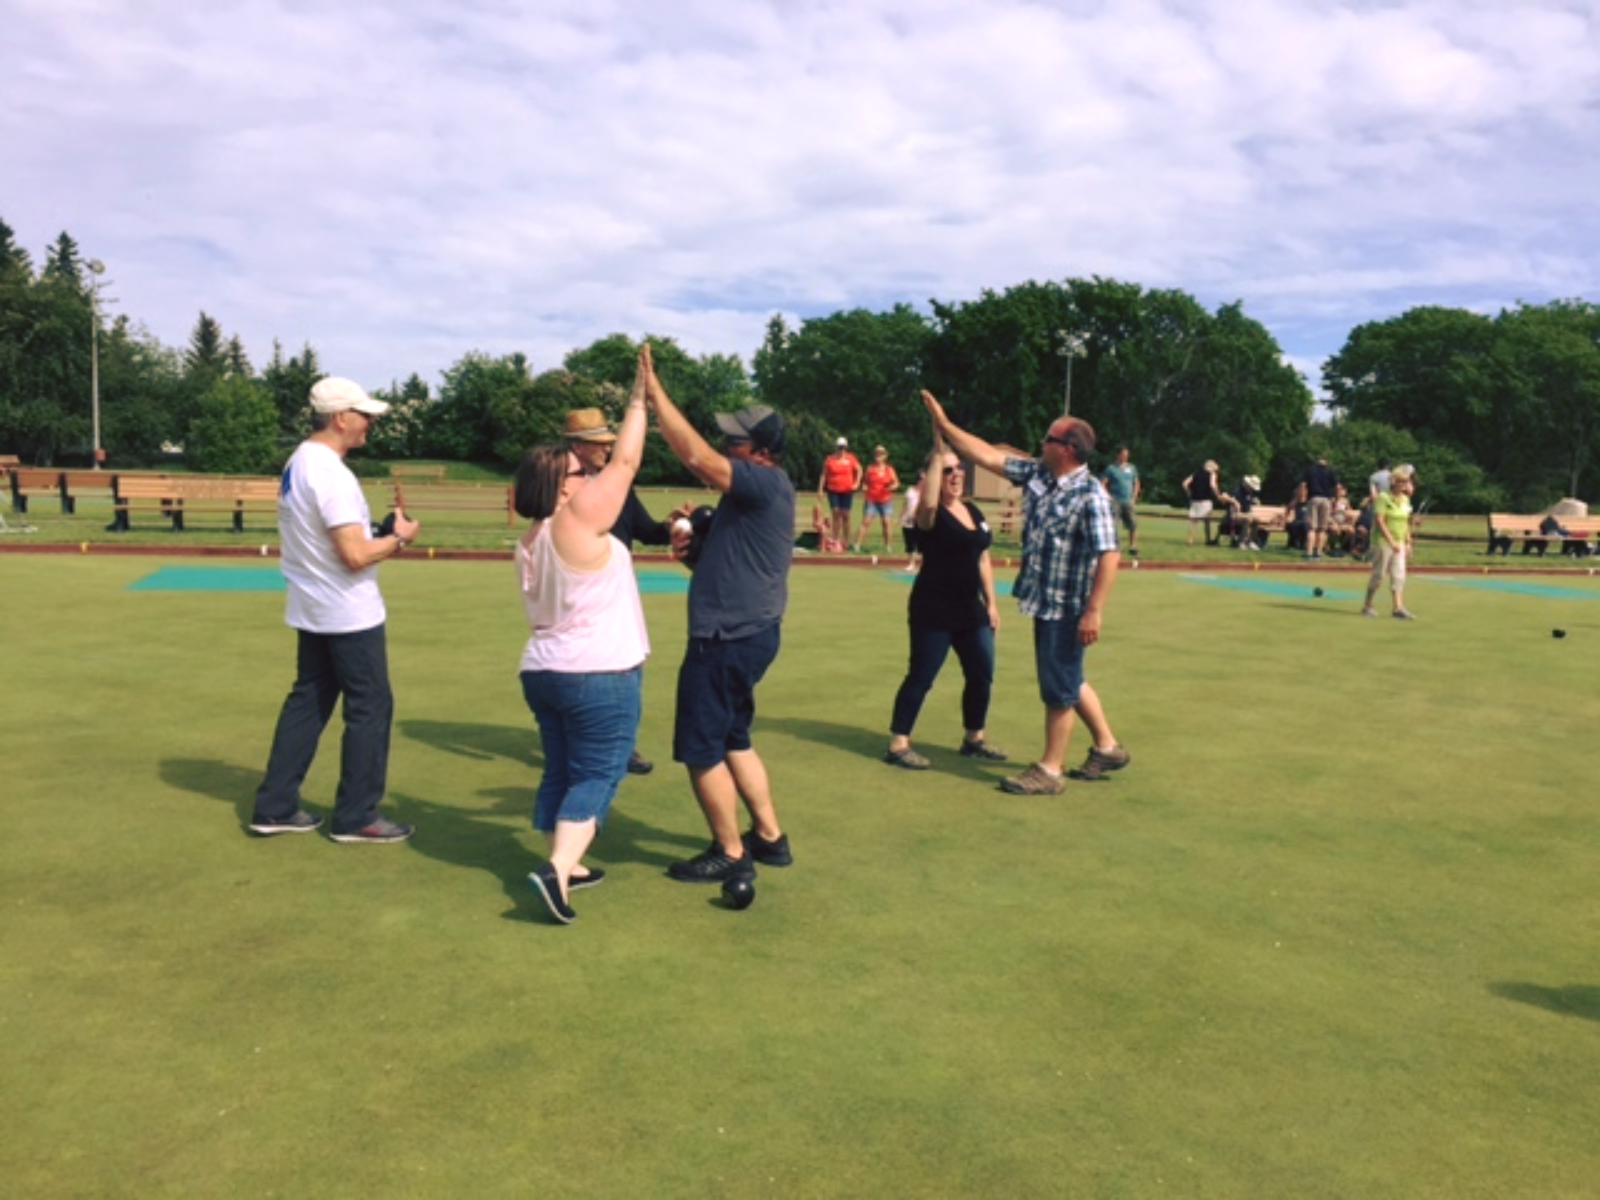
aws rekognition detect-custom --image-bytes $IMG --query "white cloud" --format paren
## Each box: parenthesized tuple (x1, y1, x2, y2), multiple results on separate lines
(4, 0, 1599, 393)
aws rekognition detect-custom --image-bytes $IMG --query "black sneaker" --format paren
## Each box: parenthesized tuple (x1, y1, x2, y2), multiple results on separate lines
(568, 867, 607, 890)
(742, 828, 793, 867)
(627, 750, 654, 775)
(668, 844, 756, 884)
(249, 810, 324, 836)
(528, 865, 576, 924)
(958, 739, 1007, 761)
(329, 815, 415, 844)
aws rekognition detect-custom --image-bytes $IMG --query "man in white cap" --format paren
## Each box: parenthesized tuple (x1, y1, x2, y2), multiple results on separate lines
(817, 436, 861, 552)
(251, 377, 420, 844)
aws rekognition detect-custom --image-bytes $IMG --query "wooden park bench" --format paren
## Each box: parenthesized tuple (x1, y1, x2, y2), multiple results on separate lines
(390, 480, 514, 526)
(113, 475, 281, 532)
(1486, 512, 1600, 556)
(0, 454, 18, 485)
(390, 464, 448, 482)
(58, 469, 120, 515)
(9, 468, 64, 514)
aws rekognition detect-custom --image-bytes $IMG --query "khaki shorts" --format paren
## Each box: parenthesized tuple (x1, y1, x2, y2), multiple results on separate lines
(1369, 542, 1407, 590)
(1308, 495, 1333, 531)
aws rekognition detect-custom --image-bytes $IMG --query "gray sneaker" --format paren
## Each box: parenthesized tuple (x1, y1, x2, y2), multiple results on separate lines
(999, 763, 1066, 796)
(1069, 743, 1131, 782)
(330, 815, 415, 844)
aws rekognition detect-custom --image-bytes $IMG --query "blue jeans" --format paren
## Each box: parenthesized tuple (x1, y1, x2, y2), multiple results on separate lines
(520, 667, 641, 833)
(256, 625, 393, 833)
(889, 624, 995, 737)
(1033, 616, 1087, 710)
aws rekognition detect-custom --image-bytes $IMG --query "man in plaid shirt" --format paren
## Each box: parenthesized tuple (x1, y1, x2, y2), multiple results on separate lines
(922, 390, 1130, 795)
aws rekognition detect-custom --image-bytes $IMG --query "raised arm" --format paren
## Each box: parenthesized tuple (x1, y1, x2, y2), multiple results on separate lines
(645, 355, 733, 493)
(555, 346, 650, 559)
(920, 390, 1011, 478)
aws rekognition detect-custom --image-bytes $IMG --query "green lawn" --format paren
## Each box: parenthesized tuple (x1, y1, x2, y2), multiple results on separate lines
(2, 556, 1598, 1197)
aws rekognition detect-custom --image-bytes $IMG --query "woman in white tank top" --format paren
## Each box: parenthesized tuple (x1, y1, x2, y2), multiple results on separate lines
(516, 347, 653, 924)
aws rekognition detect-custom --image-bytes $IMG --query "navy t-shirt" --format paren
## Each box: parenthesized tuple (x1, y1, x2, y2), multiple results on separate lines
(909, 501, 991, 632)
(688, 458, 796, 640)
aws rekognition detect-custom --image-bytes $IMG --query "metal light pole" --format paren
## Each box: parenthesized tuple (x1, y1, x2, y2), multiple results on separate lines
(1057, 331, 1087, 416)
(87, 259, 106, 468)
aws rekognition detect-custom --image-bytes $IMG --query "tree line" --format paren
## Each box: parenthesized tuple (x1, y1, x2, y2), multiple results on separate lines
(5, 214, 1598, 511)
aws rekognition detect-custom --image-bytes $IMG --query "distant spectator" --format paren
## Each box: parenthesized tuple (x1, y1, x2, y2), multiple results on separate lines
(1182, 460, 1223, 546)
(1328, 483, 1357, 555)
(1303, 455, 1339, 560)
(1285, 482, 1310, 552)
(1362, 466, 1417, 620)
(900, 469, 925, 573)
(1100, 446, 1142, 556)
(1222, 475, 1263, 549)
(856, 445, 901, 553)
(817, 437, 862, 553)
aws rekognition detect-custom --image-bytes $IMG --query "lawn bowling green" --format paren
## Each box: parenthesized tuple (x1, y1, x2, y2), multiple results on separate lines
(3, 555, 1598, 1197)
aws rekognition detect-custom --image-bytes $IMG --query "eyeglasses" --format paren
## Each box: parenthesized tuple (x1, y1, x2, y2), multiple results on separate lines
(942, 467, 963, 477)
(1043, 434, 1071, 448)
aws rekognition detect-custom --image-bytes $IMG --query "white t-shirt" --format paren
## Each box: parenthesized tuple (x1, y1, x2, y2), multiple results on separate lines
(278, 441, 385, 634)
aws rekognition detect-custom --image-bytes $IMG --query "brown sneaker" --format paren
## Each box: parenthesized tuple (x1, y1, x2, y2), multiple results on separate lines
(1068, 743, 1131, 782)
(999, 763, 1065, 795)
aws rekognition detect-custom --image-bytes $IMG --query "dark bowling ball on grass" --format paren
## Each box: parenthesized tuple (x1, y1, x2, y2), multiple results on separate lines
(1553, 629, 1567, 638)
(1313, 587, 1324, 597)
(721, 877, 755, 910)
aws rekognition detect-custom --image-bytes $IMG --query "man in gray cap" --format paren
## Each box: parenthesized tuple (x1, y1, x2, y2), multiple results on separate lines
(643, 366, 796, 884)
(251, 378, 420, 843)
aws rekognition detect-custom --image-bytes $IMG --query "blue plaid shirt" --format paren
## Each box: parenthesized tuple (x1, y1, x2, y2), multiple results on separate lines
(1004, 458, 1119, 621)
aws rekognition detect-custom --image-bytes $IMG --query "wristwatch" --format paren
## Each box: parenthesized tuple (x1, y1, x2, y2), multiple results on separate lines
(394, 534, 409, 550)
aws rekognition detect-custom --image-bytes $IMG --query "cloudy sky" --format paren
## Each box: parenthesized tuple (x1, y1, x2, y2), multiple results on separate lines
(6, 0, 1599, 399)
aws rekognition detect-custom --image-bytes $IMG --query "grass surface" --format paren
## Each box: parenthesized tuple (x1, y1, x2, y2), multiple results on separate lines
(2, 557, 1599, 1197)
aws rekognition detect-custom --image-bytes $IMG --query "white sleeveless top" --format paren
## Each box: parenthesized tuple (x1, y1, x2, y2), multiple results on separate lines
(517, 522, 649, 673)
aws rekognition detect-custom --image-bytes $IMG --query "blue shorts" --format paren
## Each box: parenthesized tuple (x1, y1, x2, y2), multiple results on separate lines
(827, 490, 855, 513)
(865, 499, 894, 519)
(1033, 616, 1087, 710)
(673, 625, 782, 768)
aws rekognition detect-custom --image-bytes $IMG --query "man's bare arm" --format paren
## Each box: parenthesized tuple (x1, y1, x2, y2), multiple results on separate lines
(920, 390, 1012, 477)
(646, 363, 734, 493)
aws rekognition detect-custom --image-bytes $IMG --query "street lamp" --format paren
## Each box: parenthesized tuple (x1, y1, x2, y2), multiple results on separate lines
(87, 259, 106, 468)
(1056, 331, 1087, 416)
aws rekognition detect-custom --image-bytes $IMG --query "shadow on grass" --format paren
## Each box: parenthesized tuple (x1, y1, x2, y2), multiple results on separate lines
(400, 718, 541, 766)
(1488, 982, 1600, 1023)
(162, 758, 258, 831)
(759, 714, 1011, 784)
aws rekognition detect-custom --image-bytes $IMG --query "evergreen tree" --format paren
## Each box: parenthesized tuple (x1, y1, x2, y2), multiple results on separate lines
(0, 217, 32, 281)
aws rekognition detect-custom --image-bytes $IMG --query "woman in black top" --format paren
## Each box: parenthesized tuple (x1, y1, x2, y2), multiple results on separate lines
(884, 438, 1004, 769)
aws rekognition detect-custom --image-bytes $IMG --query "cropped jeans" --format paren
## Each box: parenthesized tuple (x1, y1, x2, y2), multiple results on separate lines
(521, 666, 642, 833)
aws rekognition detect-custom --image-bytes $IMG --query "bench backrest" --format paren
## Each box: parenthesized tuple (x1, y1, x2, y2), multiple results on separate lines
(11, 468, 61, 493)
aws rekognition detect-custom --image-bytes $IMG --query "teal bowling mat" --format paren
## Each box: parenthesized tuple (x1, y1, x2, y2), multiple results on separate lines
(1177, 573, 1364, 602)
(1422, 576, 1600, 601)
(128, 566, 285, 592)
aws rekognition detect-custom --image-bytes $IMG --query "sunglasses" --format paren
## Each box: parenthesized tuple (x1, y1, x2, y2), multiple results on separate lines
(1043, 434, 1071, 448)
(942, 466, 964, 477)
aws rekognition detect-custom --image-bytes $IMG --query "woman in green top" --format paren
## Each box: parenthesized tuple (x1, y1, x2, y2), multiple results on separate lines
(1362, 466, 1416, 620)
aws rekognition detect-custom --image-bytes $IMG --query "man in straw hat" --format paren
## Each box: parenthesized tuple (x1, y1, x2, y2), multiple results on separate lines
(564, 406, 670, 775)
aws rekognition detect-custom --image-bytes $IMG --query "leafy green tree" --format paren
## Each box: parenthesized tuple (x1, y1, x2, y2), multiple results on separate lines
(39, 232, 84, 290)
(184, 375, 280, 475)
(0, 266, 92, 462)
(367, 373, 433, 460)
(260, 341, 322, 437)
(754, 304, 932, 483)
(98, 315, 188, 465)
(0, 218, 32, 281)
(426, 351, 533, 463)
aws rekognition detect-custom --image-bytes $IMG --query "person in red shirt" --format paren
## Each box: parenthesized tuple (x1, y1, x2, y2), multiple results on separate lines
(816, 437, 862, 552)
(855, 445, 901, 552)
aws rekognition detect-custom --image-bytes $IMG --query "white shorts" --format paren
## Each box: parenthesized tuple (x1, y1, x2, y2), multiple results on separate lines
(1188, 500, 1213, 520)
(1369, 543, 1407, 590)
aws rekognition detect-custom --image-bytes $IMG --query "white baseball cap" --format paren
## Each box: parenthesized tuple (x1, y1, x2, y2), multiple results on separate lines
(310, 377, 389, 416)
